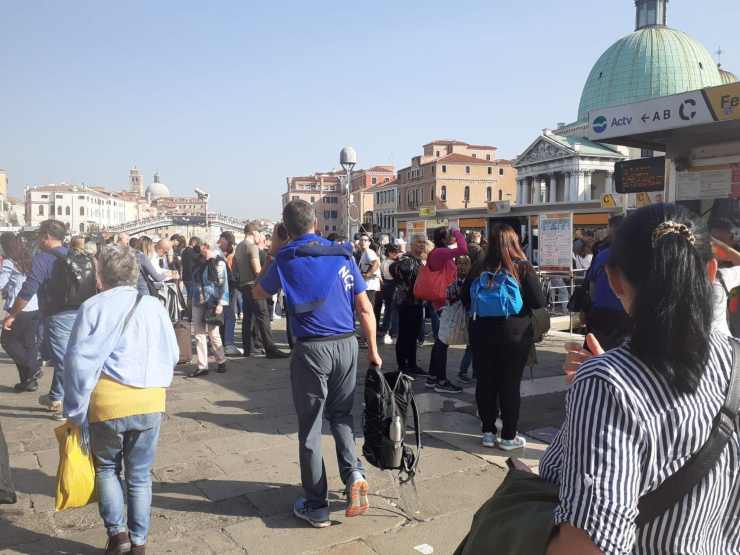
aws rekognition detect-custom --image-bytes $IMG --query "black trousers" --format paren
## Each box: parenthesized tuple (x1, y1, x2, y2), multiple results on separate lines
(470, 321, 530, 438)
(396, 304, 423, 370)
(1, 311, 41, 384)
(428, 338, 449, 381)
(241, 285, 275, 354)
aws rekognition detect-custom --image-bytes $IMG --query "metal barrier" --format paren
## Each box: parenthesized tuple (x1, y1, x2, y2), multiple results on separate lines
(534, 268, 588, 334)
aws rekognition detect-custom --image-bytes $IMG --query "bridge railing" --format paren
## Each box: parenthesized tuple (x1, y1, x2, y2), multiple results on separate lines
(106, 213, 247, 234)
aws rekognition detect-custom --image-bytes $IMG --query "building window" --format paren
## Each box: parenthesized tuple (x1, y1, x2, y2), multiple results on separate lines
(486, 154, 491, 161)
(384, 177, 389, 182)
(499, 168, 504, 176)
(641, 148, 654, 158)
(371, 177, 377, 185)
(441, 186, 447, 201)
(472, 154, 477, 158)
(65, 206, 71, 216)
(432, 166, 435, 176)
(41, 194, 48, 199)
(310, 196, 315, 203)
(487, 187, 492, 202)
(79, 223, 84, 233)
(464, 186, 470, 201)
(325, 225, 330, 232)
(330, 210, 337, 218)
(332, 225, 336, 231)
(57, 206, 62, 216)
(488, 167, 492, 175)
(465, 166, 470, 174)
(292, 195, 299, 201)
(498, 189, 503, 201)
(442, 165, 447, 173)
(38, 205, 44, 216)
(436, 150, 440, 157)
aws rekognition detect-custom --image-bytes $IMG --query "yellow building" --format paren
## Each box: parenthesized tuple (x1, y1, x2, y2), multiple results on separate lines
(394, 140, 516, 236)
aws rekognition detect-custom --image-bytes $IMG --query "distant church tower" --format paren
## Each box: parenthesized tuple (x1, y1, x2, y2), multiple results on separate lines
(129, 166, 144, 197)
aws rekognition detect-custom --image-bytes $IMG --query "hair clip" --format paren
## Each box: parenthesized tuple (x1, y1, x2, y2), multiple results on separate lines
(652, 221, 696, 247)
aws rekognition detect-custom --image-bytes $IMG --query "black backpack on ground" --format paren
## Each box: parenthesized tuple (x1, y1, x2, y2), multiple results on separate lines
(45, 249, 97, 314)
(362, 367, 421, 484)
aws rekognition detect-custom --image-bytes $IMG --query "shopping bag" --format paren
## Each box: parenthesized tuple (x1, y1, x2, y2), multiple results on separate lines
(413, 263, 457, 307)
(438, 301, 468, 346)
(54, 423, 96, 511)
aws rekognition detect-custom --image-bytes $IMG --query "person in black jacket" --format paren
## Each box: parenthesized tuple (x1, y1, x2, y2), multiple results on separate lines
(462, 224, 546, 451)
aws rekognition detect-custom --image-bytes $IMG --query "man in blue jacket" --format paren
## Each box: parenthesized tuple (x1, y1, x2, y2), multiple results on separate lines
(254, 200, 381, 529)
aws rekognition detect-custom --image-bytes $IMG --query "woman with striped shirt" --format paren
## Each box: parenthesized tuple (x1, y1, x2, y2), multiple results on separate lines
(542, 204, 740, 555)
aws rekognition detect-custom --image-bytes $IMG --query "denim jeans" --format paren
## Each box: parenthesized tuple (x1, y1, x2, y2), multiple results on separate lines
(380, 283, 399, 337)
(46, 310, 78, 402)
(223, 304, 236, 346)
(90, 413, 162, 546)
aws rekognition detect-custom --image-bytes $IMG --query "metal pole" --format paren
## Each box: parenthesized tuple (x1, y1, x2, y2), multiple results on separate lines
(346, 168, 352, 239)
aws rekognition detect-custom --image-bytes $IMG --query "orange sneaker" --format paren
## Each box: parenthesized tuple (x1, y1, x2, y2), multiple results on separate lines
(345, 473, 369, 517)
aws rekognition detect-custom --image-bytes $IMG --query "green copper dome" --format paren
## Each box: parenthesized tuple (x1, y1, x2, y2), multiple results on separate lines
(578, 27, 723, 121)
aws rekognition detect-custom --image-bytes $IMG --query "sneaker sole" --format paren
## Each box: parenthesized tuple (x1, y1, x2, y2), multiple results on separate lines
(498, 441, 527, 452)
(345, 479, 369, 518)
(434, 387, 462, 394)
(293, 507, 331, 528)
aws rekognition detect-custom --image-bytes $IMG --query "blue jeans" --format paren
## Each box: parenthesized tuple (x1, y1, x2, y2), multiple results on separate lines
(460, 345, 472, 374)
(46, 310, 78, 402)
(223, 304, 236, 346)
(90, 413, 162, 546)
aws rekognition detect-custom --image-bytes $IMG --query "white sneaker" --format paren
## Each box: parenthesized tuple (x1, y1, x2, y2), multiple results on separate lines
(482, 432, 496, 448)
(383, 334, 393, 345)
(224, 345, 243, 356)
(498, 435, 527, 451)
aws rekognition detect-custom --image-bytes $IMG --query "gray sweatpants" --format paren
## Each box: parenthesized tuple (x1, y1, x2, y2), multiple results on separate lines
(290, 335, 364, 508)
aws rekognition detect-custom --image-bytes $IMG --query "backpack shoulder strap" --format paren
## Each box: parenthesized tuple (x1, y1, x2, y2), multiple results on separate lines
(399, 389, 423, 484)
(637, 338, 740, 526)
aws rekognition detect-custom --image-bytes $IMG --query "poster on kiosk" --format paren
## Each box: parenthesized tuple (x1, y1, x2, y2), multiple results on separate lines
(538, 213, 573, 272)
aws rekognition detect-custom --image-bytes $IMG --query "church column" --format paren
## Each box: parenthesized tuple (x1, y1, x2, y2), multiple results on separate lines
(583, 171, 593, 201)
(605, 171, 614, 194)
(549, 174, 558, 203)
(517, 179, 525, 204)
(573, 171, 585, 201)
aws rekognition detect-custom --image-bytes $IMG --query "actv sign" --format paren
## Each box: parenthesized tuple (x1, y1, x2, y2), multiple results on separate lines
(586, 82, 740, 141)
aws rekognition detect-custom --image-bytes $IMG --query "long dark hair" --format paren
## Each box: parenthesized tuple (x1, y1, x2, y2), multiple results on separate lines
(474, 224, 527, 282)
(0, 233, 33, 274)
(608, 203, 713, 394)
(433, 227, 450, 249)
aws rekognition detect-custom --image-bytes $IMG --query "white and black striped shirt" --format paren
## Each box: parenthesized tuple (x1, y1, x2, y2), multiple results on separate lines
(540, 332, 740, 554)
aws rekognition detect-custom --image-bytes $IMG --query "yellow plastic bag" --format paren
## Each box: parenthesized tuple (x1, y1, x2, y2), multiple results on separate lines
(54, 423, 96, 511)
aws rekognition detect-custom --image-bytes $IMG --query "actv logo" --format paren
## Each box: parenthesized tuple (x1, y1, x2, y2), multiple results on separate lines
(592, 116, 608, 134)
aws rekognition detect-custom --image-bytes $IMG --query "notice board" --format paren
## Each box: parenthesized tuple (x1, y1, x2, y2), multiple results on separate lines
(538, 212, 573, 272)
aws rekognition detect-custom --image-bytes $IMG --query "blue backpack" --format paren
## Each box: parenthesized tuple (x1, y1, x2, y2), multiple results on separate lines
(470, 271, 523, 319)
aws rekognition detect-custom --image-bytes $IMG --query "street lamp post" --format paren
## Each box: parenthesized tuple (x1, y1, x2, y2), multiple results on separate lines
(340, 146, 357, 240)
(195, 188, 210, 237)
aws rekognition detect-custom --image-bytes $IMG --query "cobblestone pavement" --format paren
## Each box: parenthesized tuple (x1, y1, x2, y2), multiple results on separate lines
(0, 321, 576, 554)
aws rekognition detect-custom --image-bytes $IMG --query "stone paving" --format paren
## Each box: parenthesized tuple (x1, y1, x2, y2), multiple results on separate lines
(0, 321, 576, 554)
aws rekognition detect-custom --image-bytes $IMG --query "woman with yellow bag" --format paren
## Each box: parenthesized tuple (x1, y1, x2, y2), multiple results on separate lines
(63, 245, 179, 555)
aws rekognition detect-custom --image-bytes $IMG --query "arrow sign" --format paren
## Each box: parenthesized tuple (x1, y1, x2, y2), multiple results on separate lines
(641, 114, 650, 123)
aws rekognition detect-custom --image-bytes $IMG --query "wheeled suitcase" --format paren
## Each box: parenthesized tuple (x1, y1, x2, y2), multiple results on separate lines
(174, 320, 192, 364)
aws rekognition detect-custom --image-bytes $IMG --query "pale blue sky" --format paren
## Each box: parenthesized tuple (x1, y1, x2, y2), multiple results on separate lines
(2, 0, 738, 218)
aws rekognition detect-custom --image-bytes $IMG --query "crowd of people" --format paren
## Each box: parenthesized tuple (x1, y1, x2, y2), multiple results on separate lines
(1, 198, 740, 553)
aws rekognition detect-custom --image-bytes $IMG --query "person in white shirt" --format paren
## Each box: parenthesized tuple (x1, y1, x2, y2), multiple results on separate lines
(712, 237, 740, 336)
(358, 235, 381, 304)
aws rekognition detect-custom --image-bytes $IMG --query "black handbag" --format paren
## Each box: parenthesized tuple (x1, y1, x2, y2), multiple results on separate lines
(456, 339, 740, 555)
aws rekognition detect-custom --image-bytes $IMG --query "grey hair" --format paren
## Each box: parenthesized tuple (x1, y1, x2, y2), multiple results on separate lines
(98, 245, 140, 288)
